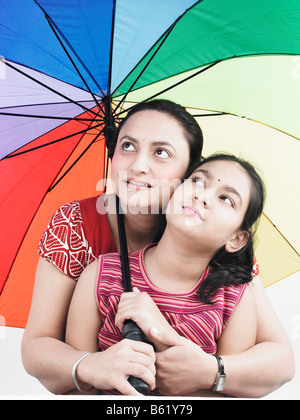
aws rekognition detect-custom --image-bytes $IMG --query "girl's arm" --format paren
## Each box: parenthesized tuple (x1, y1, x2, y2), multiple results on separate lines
(217, 284, 257, 355)
(65, 260, 101, 354)
(65, 261, 156, 395)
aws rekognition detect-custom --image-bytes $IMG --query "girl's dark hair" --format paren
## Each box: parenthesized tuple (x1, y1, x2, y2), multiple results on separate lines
(185, 153, 266, 304)
(112, 99, 203, 166)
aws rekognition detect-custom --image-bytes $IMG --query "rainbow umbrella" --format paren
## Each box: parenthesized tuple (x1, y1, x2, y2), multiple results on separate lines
(0, 0, 299, 330)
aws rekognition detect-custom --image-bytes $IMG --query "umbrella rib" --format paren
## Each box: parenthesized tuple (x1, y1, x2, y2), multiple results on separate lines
(101, 0, 117, 159)
(0, 111, 102, 123)
(0, 101, 100, 128)
(262, 213, 300, 258)
(48, 128, 105, 192)
(35, 0, 106, 113)
(192, 113, 229, 117)
(115, 60, 221, 119)
(113, 0, 203, 113)
(138, 60, 222, 102)
(113, 19, 177, 115)
(2, 59, 100, 119)
(1, 120, 104, 160)
(107, 0, 116, 98)
(42, 10, 104, 115)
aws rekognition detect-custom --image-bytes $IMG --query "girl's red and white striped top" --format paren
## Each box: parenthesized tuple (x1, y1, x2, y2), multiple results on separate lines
(96, 244, 247, 356)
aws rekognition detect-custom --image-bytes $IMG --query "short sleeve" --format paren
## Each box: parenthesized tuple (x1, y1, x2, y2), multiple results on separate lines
(39, 201, 96, 280)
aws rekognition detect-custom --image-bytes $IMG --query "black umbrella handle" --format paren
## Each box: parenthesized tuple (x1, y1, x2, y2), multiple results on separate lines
(122, 320, 151, 395)
(116, 196, 150, 396)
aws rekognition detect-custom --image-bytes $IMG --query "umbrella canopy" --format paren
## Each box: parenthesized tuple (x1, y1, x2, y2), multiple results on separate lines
(0, 0, 299, 328)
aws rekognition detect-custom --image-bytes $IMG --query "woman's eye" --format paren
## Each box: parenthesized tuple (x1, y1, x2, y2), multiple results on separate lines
(155, 149, 169, 159)
(122, 142, 135, 151)
(221, 196, 234, 207)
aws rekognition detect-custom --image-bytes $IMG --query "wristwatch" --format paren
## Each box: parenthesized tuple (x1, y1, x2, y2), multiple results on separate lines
(212, 355, 226, 392)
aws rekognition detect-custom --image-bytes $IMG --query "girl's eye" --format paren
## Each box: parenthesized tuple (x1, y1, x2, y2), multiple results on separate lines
(155, 149, 169, 159)
(192, 177, 205, 186)
(221, 196, 234, 207)
(122, 142, 135, 151)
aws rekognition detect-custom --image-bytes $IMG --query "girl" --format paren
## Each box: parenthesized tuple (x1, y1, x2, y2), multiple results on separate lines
(65, 154, 265, 396)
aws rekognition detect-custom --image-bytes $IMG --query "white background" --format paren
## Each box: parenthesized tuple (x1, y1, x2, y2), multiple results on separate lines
(0, 272, 299, 399)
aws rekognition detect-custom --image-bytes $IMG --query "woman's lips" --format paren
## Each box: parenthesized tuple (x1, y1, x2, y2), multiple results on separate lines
(126, 180, 152, 190)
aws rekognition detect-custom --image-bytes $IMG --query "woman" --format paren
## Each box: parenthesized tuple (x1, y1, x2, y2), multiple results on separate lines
(21, 100, 294, 397)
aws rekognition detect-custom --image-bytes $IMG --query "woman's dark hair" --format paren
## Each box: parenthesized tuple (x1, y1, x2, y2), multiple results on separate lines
(112, 99, 203, 166)
(185, 153, 266, 304)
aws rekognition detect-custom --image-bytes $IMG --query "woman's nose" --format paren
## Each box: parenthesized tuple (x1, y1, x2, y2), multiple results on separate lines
(130, 152, 150, 174)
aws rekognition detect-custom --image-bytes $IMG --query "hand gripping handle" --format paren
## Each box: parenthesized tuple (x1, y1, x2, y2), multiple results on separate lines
(116, 197, 151, 395)
(122, 320, 151, 395)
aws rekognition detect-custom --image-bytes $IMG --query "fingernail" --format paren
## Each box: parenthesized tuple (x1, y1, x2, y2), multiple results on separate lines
(151, 327, 159, 335)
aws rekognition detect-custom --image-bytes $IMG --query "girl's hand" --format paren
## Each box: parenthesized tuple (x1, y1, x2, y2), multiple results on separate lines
(115, 287, 178, 351)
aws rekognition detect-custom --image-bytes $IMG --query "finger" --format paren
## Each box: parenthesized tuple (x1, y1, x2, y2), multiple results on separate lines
(130, 340, 156, 362)
(149, 326, 183, 348)
(115, 305, 138, 331)
(128, 362, 156, 391)
(117, 378, 144, 396)
(118, 291, 134, 306)
(115, 298, 134, 330)
(115, 310, 126, 331)
(120, 338, 156, 362)
(129, 350, 156, 376)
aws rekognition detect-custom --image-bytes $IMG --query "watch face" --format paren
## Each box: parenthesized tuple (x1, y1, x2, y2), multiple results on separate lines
(218, 374, 226, 390)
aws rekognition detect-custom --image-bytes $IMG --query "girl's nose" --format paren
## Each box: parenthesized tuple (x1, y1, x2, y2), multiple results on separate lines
(193, 181, 205, 204)
(194, 189, 211, 208)
(195, 196, 208, 207)
(201, 190, 211, 208)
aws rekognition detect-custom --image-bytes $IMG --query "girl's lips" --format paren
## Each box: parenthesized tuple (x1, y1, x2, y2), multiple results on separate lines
(183, 206, 204, 220)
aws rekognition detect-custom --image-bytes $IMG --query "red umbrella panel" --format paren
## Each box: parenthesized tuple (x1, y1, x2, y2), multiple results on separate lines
(0, 112, 106, 328)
